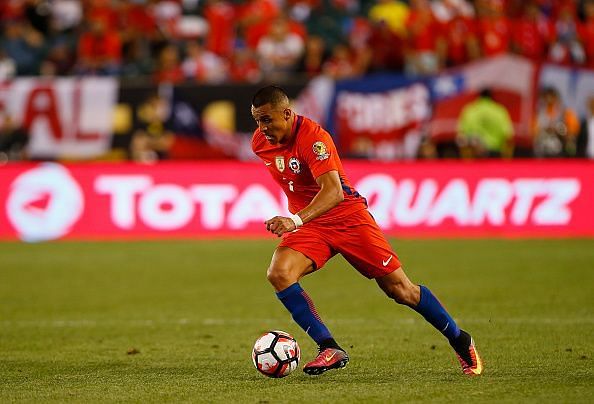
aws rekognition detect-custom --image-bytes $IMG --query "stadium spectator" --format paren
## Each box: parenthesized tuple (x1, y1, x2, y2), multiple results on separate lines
(510, 3, 553, 61)
(367, 0, 410, 37)
(76, 17, 122, 76)
(203, 0, 236, 58)
(366, 19, 405, 72)
(579, 0, 594, 69)
(256, 15, 305, 80)
(130, 93, 175, 163)
(0, 1, 26, 24)
(24, 0, 51, 36)
(296, 35, 327, 77)
(548, 3, 585, 65)
(476, 0, 511, 57)
(577, 95, 594, 158)
(50, 0, 83, 33)
(347, 16, 374, 74)
(148, 0, 183, 39)
(181, 40, 228, 83)
(286, 0, 319, 23)
(1, 19, 45, 76)
(152, 43, 184, 84)
(322, 43, 359, 79)
(229, 46, 262, 83)
(533, 86, 580, 158)
(237, 0, 280, 49)
(121, 37, 155, 78)
(457, 88, 514, 158)
(439, 4, 480, 67)
(117, 0, 160, 49)
(305, 0, 352, 52)
(431, 0, 474, 23)
(404, 0, 446, 75)
(0, 49, 17, 81)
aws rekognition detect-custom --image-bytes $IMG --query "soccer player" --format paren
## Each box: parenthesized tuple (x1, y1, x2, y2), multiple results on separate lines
(251, 85, 483, 376)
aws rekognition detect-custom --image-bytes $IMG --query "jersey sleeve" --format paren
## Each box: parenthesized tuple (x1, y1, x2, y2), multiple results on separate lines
(297, 126, 340, 179)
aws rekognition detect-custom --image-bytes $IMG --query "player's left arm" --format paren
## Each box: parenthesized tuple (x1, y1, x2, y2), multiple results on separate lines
(265, 170, 343, 237)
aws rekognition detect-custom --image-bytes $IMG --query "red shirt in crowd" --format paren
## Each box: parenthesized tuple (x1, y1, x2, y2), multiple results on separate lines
(478, 16, 511, 56)
(406, 10, 443, 52)
(444, 16, 478, 66)
(78, 30, 122, 63)
(204, 0, 236, 57)
(512, 15, 552, 60)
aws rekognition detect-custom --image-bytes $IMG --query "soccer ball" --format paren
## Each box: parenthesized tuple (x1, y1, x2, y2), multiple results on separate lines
(252, 330, 300, 378)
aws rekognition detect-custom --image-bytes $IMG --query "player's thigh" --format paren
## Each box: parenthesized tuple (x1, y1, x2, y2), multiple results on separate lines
(278, 226, 335, 272)
(335, 210, 402, 279)
(268, 227, 334, 290)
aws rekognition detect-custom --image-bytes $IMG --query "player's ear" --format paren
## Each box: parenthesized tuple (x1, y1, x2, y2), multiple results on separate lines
(284, 108, 291, 120)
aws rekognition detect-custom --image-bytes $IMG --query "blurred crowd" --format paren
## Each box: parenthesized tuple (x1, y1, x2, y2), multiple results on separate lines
(1, 0, 594, 83)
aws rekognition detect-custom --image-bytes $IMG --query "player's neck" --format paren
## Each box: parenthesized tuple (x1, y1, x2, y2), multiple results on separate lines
(281, 112, 297, 144)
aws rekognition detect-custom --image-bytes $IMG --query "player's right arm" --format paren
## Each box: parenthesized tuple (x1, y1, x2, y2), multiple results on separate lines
(296, 170, 343, 223)
(265, 170, 343, 237)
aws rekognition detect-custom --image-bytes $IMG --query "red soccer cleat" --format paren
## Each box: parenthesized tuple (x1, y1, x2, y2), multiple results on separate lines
(451, 330, 484, 376)
(303, 348, 349, 375)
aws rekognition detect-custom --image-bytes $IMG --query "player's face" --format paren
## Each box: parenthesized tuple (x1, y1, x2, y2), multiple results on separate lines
(251, 103, 292, 145)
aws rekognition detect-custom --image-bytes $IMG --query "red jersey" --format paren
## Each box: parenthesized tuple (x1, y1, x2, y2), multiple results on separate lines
(252, 115, 367, 223)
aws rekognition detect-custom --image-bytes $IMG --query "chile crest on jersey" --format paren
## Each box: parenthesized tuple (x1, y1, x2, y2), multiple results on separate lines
(288, 157, 301, 174)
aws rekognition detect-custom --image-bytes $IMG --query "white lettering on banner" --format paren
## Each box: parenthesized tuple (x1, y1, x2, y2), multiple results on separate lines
(533, 179, 580, 225)
(227, 185, 284, 229)
(95, 175, 153, 229)
(190, 185, 238, 229)
(87, 174, 581, 232)
(337, 84, 430, 133)
(139, 184, 194, 230)
(427, 179, 471, 226)
(7, 163, 84, 242)
(357, 177, 581, 228)
(94, 177, 283, 230)
(511, 179, 544, 225)
(394, 179, 438, 226)
(471, 179, 513, 225)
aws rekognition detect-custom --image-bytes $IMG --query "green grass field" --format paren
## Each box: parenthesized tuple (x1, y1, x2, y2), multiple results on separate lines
(1, 239, 593, 402)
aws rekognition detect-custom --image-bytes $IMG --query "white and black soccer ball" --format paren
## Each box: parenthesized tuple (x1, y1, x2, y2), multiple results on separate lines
(252, 330, 300, 378)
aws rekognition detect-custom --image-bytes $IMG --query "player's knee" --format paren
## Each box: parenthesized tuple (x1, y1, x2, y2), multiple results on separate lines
(266, 263, 295, 290)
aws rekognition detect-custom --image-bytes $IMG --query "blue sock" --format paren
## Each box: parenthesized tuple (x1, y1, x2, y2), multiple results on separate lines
(413, 285, 461, 341)
(276, 283, 332, 344)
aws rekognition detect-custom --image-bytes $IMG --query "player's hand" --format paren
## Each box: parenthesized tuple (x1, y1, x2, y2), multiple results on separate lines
(265, 216, 296, 237)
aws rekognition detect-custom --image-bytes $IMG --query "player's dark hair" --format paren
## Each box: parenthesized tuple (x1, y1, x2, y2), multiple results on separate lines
(252, 86, 289, 108)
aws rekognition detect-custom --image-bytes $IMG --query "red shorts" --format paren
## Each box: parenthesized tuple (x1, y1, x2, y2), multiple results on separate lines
(279, 209, 401, 279)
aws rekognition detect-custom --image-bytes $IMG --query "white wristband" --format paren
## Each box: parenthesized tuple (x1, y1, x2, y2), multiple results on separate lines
(289, 214, 303, 228)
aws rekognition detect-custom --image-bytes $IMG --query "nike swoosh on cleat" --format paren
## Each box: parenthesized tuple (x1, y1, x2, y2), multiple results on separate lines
(382, 255, 393, 266)
(324, 352, 337, 362)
